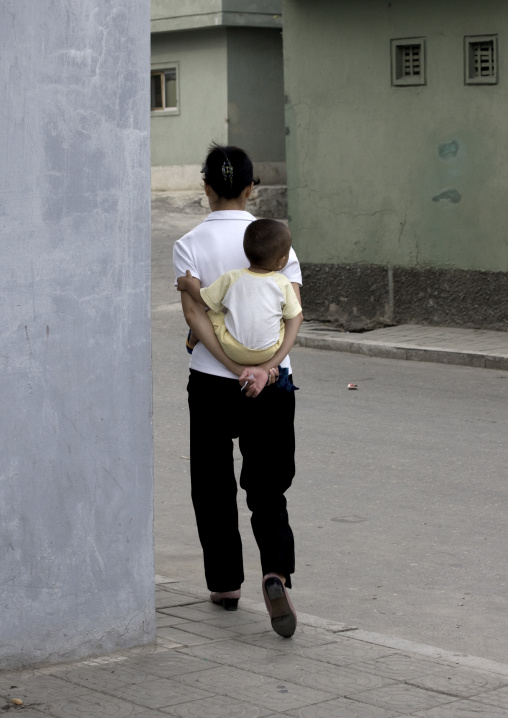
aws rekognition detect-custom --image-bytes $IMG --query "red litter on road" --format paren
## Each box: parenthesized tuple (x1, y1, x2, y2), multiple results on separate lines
(347, 383, 358, 390)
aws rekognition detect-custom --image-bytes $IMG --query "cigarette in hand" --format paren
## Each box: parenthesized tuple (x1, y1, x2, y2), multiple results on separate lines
(241, 374, 254, 391)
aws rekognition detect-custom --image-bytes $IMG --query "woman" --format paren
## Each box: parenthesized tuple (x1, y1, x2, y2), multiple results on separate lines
(173, 144, 302, 637)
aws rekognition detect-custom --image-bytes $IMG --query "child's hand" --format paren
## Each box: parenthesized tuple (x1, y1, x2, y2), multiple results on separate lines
(267, 366, 279, 384)
(176, 270, 193, 292)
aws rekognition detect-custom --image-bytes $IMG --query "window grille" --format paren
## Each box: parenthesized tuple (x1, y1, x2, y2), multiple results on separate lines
(401, 45, 421, 77)
(391, 39, 426, 86)
(465, 36, 498, 84)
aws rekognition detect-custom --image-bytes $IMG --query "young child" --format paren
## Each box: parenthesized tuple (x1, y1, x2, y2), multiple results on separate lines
(177, 219, 303, 382)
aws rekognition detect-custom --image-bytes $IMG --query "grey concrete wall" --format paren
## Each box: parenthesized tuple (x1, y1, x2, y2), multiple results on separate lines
(227, 27, 286, 162)
(151, 28, 228, 167)
(0, 0, 155, 669)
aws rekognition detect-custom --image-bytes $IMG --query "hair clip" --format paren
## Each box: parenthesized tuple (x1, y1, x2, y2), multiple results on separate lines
(222, 159, 234, 186)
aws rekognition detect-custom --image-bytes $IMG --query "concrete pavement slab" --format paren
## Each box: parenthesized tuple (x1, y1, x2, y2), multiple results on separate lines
(351, 654, 445, 681)
(343, 682, 455, 713)
(95, 675, 214, 711)
(160, 694, 274, 717)
(297, 639, 397, 666)
(405, 664, 508, 699)
(174, 664, 336, 712)
(3, 580, 508, 717)
(156, 615, 189, 628)
(164, 620, 238, 641)
(284, 698, 400, 717)
(240, 654, 396, 694)
(475, 685, 508, 709)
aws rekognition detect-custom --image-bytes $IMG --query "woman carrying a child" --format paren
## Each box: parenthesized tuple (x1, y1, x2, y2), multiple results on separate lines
(173, 144, 302, 637)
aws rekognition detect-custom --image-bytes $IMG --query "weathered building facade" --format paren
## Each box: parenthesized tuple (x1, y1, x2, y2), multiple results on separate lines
(283, 0, 508, 330)
(151, 0, 286, 190)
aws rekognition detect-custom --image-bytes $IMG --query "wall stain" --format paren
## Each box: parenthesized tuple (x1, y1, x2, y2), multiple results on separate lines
(438, 140, 459, 159)
(432, 189, 461, 204)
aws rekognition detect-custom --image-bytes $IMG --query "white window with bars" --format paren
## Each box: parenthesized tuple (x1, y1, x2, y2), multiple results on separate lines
(391, 38, 426, 86)
(465, 35, 498, 84)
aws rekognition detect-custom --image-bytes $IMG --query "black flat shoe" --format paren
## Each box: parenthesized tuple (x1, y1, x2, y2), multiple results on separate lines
(262, 574, 297, 637)
(210, 590, 241, 611)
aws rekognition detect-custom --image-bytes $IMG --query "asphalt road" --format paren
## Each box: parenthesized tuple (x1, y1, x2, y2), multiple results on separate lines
(152, 198, 508, 664)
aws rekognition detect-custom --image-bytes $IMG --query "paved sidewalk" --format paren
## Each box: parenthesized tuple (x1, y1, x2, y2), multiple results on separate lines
(3, 579, 508, 717)
(296, 323, 508, 371)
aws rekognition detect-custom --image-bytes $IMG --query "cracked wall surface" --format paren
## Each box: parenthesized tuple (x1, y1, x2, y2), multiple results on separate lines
(283, 0, 508, 328)
(0, 0, 155, 668)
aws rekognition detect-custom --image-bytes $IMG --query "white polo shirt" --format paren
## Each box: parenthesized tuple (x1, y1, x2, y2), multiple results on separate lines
(173, 210, 302, 379)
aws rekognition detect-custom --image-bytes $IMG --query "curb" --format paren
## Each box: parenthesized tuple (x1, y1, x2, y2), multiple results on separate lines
(295, 333, 508, 371)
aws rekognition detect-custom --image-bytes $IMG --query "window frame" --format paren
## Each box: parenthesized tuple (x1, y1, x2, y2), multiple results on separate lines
(151, 62, 180, 115)
(464, 35, 498, 85)
(391, 38, 426, 87)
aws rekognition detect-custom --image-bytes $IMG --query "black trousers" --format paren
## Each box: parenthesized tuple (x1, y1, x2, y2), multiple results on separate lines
(187, 369, 296, 592)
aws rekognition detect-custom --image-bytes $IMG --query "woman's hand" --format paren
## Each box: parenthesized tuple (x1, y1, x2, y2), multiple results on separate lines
(238, 365, 279, 398)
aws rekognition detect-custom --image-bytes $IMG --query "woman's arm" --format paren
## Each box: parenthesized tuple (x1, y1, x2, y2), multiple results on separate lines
(256, 281, 303, 373)
(265, 312, 303, 371)
(238, 281, 303, 388)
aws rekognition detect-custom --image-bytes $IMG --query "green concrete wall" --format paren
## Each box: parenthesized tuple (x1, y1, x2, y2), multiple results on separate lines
(227, 27, 285, 162)
(283, 0, 508, 273)
(151, 29, 228, 166)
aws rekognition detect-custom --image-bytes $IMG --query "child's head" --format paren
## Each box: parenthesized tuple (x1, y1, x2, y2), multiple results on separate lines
(244, 219, 292, 270)
(201, 143, 260, 200)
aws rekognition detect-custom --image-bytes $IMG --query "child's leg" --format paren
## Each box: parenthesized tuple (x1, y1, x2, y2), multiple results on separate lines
(208, 311, 280, 365)
(186, 328, 199, 354)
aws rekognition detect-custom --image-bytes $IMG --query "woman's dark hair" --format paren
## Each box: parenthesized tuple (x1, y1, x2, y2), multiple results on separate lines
(244, 219, 292, 267)
(202, 142, 260, 200)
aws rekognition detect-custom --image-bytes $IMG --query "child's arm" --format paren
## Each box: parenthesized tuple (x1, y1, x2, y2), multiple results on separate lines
(178, 273, 240, 374)
(177, 270, 209, 307)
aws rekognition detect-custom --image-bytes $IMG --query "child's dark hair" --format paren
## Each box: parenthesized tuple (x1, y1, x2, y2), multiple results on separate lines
(202, 142, 260, 200)
(244, 219, 291, 267)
